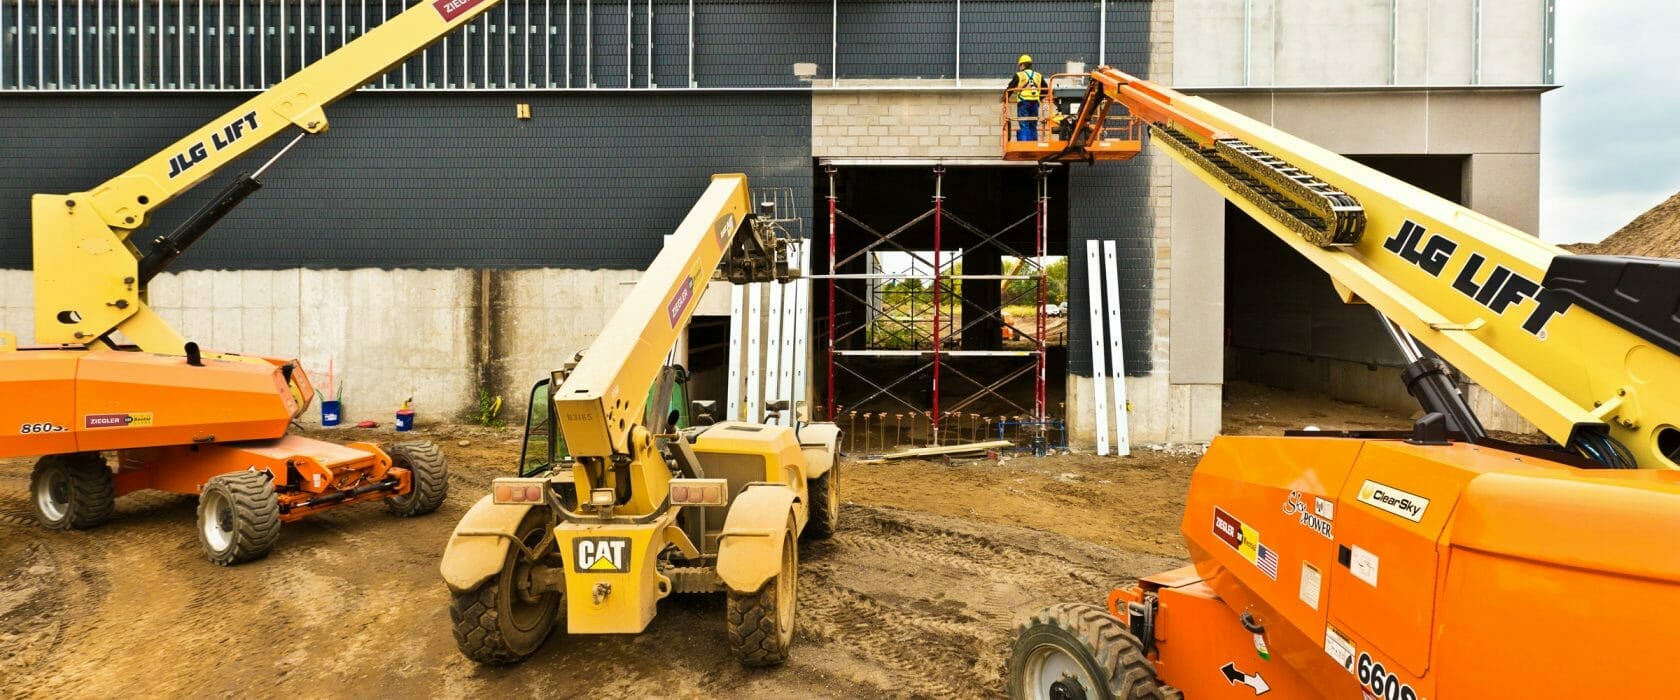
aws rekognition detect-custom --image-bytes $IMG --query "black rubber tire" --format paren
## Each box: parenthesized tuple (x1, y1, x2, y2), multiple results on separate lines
(385, 441, 448, 517)
(450, 509, 562, 665)
(30, 453, 115, 531)
(803, 465, 838, 540)
(1006, 603, 1166, 700)
(196, 471, 282, 566)
(727, 517, 797, 667)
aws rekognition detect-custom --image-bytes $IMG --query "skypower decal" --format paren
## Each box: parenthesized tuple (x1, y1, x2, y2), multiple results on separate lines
(1283, 490, 1335, 539)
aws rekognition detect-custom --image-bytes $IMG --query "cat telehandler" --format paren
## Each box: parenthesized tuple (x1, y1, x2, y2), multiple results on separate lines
(440, 174, 841, 667)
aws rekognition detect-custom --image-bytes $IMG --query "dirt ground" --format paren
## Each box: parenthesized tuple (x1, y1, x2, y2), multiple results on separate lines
(0, 383, 1405, 698)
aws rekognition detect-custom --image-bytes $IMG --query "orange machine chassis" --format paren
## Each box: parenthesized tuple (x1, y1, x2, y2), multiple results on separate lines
(4, 346, 425, 528)
(1093, 433, 1680, 699)
(114, 436, 412, 523)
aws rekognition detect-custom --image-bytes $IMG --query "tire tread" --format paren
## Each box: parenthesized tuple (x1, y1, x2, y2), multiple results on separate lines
(31, 453, 115, 530)
(197, 471, 281, 566)
(386, 441, 449, 517)
(1007, 602, 1167, 700)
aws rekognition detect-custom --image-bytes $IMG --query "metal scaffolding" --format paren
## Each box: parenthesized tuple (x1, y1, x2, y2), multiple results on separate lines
(820, 163, 1053, 451)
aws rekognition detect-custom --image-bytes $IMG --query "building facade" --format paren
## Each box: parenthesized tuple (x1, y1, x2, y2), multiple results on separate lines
(0, 0, 1552, 441)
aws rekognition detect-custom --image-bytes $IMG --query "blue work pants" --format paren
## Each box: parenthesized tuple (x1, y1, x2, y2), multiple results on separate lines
(1016, 101, 1040, 141)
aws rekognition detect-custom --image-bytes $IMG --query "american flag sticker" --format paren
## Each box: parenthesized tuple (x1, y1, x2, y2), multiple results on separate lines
(1256, 543, 1280, 580)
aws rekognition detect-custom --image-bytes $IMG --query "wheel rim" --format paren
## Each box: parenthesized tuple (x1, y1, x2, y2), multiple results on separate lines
(35, 468, 69, 522)
(503, 523, 559, 632)
(200, 490, 235, 552)
(1024, 642, 1096, 700)
(776, 532, 796, 636)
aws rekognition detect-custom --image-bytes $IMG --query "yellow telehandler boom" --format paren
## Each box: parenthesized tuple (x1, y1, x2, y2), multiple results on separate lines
(440, 175, 841, 668)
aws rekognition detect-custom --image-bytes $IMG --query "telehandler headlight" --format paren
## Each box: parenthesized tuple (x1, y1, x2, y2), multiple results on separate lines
(669, 478, 729, 507)
(589, 488, 617, 508)
(491, 478, 548, 505)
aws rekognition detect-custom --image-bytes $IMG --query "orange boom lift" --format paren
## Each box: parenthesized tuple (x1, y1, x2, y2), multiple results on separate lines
(1005, 69, 1680, 698)
(0, 0, 519, 564)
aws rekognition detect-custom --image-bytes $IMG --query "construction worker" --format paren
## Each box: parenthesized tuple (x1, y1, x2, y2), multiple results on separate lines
(1007, 55, 1046, 141)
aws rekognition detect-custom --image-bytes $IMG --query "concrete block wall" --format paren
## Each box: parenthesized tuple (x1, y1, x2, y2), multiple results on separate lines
(813, 89, 1006, 159)
(3, 268, 476, 427)
(491, 268, 645, 422)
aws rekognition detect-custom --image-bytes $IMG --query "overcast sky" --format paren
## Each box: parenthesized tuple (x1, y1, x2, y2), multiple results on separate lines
(1540, 1, 1680, 243)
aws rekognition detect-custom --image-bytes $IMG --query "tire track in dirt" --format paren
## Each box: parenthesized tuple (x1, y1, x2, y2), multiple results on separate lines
(788, 504, 1185, 697)
(2, 443, 1197, 698)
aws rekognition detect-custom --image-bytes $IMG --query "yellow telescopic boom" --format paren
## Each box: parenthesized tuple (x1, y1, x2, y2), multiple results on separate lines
(1065, 67, 1680, 469)
(553, 175, 756, 516)
(32, 0, 507, 351)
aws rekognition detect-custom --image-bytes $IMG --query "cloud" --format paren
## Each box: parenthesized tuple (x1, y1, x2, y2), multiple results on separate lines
(1540, 1, 1680, 242)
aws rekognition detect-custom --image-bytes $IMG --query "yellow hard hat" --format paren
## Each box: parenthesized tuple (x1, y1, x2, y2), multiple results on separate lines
(1018, 54, 1033, 65)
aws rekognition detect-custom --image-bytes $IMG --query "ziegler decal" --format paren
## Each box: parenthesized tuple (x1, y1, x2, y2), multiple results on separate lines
(666, 264, 703, 328)
(574, 537, 631, 573)
(1212, 507, 1280, 580)
(1357, 652, 1421, 700)
(84, 412, 154, 429)
(1357, 480, 1429, 522)
(167, 111, 260, 179)
(1383, 220, 1571, 339)
(18, 422, 68, 434)
(431, 0, 488, 21)
(1283, 491, 1335, 539)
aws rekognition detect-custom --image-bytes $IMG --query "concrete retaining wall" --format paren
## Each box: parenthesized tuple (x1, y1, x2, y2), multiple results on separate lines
(0, 268, 667, 428)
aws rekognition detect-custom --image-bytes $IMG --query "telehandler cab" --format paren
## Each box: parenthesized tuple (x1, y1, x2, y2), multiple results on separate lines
(440, 175, 841, 667)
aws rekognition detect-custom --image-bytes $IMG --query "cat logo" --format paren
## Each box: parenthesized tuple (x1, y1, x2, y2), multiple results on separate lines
(574, 537, 631, 573)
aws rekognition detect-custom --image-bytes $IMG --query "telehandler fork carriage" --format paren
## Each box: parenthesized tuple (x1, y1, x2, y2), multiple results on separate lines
(0, 0, 518, 562)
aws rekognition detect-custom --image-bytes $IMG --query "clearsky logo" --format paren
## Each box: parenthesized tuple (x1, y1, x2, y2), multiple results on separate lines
(1357, 480, 1429, 523)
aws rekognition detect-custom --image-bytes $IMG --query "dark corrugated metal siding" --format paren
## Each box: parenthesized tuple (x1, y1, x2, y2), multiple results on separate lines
(1065, 152, 1155, 376)
(1068, 0, 1156, 376)
(694, 0, 832, 87)
(0, 92, 811, 270)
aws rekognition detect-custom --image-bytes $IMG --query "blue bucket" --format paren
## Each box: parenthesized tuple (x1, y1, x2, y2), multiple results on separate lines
(321, 400, 342, 427)
(395, 409, 415, 432)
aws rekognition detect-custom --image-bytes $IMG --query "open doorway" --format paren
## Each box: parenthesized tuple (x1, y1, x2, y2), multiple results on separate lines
(1222, 155, 1468, 412)
(813, 163, 1070, 449)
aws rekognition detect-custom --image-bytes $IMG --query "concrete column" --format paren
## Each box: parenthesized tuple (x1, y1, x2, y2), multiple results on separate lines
(1465, 153, 1540, 233)
(1168, 166, 1226, 385)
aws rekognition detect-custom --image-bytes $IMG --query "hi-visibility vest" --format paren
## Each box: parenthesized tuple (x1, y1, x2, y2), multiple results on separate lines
(1015, 70, 1043, 101)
